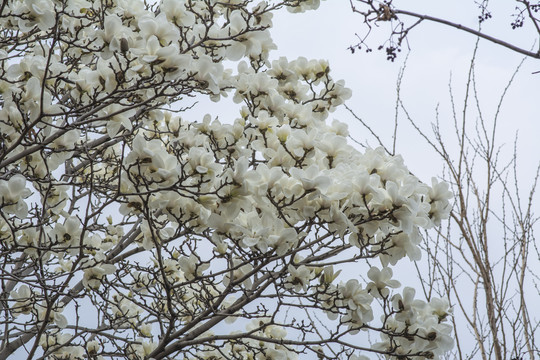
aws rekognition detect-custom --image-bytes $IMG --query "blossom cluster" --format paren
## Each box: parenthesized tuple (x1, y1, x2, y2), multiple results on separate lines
(0, 0, 453, 359)
(373, 288, 454, 359)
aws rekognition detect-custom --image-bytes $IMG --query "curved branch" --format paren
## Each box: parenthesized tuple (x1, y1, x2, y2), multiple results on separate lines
(394, 9, 540, 59)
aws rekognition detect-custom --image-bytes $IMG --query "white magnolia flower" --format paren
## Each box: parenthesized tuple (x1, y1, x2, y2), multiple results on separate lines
(100, 18, 122, 41)
(50, 129, 81, 151)
(95, 59, 118, 94)
(10, 285, 34, 316)
(69, 66, 99, 102)
(125, 133, 181, 187)
(428, 177, 453, 202)
(14, 0, 56, 31)
(350, 355, 370, 360)
(321, 265, 341, 284)
(117, 0, 146, 19)
(140, 323, 153, 337)
(48, 216, 82, 247)
(0, 174, 32, 218)
(427, 177, 453, 225)
(285, 265, 314, 292)
(366, 266, 400, 298)
(82, 263, 117, 290)
(7, 55, 47, 82)
(86, 340, 100, 355)
(178, 254, 209, 281)
(425, 297, 453, 322)
(39, 332, 73, 350)
(98, 104, 135, 138)
(378, 232, 422, 266)
(36, 302, 68, 328)
(338, 279, 374, 328)
(392, 287, 425, 323)
(223, 258, 253, 290)
(237, 30, 276, 59)
(135, 35, 178, 66)
(316, 133, 352, 167)
(138, 13, 180, 45)
(160, 0, 195, 27)
(192, 54, 225, 94)
(290, 165, 331, 193)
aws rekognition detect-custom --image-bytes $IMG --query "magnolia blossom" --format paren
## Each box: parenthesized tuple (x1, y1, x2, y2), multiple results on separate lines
(161, 0, 195, 27)
(82, 263, 117, 290)
(97, 14, 134, 59)
(111, 295, 143, 325)
(12, 0, 56, 31)
(338, 279, 374, 330)
(124, 133, 181, 187)
(99, 104, 136, 138)
(126, 339, 158, 359)
(366, 266, 401, 298)
(86, 340, 100, 355)
(427, 177, 453, 225)
(48, 216, 82, 248)
(39, 333, 85, 358)
(285, 264, 314, 292)
(178, 254, 209, 281)
(0, 174, 32, 218)
(289, 165, 332, 193)
(10, 285, 34, 316)
(36, 302, 68, 328)
(223, 258, 254, 290)
(373, 288, 454, 357)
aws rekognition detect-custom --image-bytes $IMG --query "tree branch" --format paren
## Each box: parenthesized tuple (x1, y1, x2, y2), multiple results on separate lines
(394, 9, 540, 59)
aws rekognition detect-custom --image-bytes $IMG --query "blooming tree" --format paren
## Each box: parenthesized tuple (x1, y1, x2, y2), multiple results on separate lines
(0, 0, 454, 359)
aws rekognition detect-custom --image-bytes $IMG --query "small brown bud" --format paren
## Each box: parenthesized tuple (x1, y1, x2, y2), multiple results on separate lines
(120, 38, 129, 53)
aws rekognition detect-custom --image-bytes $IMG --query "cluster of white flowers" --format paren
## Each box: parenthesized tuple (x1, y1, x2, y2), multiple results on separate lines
(0, 0, 454, 359)
(373, 288, 454, 358)
(0, 174, 31, 218)
(194, 318, 298, 360)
